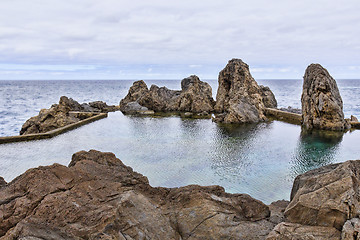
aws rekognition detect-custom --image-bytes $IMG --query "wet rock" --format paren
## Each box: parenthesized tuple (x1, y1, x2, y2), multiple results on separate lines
(0, 150, 275, 240)
(121, 101, 152, 115)
(260, 85, 277, 108)
(341, 218, 360, 240)
(301, 64, 350, 131)
(266, 222, 341, 240)
(119, 76, 215, 115)
(351, 115, 359, 122)
(20, 96, 117, 135)
(213, 59, 267, 123)
(285, 160, 360, 230)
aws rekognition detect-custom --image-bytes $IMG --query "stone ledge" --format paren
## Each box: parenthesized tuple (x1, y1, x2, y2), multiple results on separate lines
(264, 108, 302, 125)
(0, 113, 108, 144)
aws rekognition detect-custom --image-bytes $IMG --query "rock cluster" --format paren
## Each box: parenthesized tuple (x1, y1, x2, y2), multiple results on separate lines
(20, 96, 118, 135)
(213, 59, 270, 123)
(1, 149, 360, 239)
(0, 150, 282, 240)
(119, 75, 215, 115)
(301, 64, 350, 131)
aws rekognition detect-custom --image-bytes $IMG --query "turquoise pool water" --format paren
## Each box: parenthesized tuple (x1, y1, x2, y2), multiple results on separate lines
(1, 112, 359, 204)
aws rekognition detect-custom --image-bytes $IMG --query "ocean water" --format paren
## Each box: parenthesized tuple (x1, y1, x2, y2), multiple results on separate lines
(1, 79, 360, 204)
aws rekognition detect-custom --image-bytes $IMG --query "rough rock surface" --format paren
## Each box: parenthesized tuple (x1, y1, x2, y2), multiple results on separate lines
(0, 150, 277, 240)
(351, 115, 359, 122)
(20, 96, 117, 135)
(119, 76, 215, 114)
(301, 64, 350, 131)
(0, 177, 6, 188)
(213, 59, 268, 123)
(266, 222, 341, 240)
(341, 218, 360, 240)
(260, 85, 277, 108)
(285, 160, 360, 230)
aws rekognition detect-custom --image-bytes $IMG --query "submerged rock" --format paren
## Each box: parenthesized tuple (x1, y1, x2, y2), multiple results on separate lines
(119, 76, 215, 115)
(301, 64, 350, 131)
(213, 59, 268, 123)
(0, 150, 276, 240)
(20, 96, 118, 135)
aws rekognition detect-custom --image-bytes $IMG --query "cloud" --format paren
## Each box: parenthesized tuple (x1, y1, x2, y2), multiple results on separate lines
(0, 0, 359, 79)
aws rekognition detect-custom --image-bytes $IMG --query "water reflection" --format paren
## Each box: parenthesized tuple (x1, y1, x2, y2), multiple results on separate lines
(209, 122, 271, 182)
(291, 128, 344, 176)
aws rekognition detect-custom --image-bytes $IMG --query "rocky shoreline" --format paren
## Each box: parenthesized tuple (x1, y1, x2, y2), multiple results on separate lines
(0, 149, 359, 239)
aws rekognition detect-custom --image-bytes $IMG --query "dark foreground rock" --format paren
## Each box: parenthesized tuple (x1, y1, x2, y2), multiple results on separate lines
(119, 75, 215, 115)
(2, 149, 360, 239)
(301, 64, 350, 131)
(0, 150, 280, 240)
(214, 59, 274, 123)
(20, 96, 118, 135)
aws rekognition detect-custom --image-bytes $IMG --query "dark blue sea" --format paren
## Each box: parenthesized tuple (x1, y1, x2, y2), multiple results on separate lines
(1, 79, 360, 203)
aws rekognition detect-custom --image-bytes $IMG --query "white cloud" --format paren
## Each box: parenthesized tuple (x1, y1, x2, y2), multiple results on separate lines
(0, 0, 359, 79)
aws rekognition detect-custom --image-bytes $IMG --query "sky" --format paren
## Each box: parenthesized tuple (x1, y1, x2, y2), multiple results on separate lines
(0, 0, 360, 80)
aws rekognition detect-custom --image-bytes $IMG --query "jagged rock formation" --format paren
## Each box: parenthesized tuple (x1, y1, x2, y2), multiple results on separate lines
(119, 75, 215, 115)
(20, 96, 118, 135)
(213, 59, 270, 123)
(260, 85, 277, 108)
(301, 64, 350, 131)
(0, 150, 281, 240)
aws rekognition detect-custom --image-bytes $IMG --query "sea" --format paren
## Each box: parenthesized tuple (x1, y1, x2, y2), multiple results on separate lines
(1, 79, 360, 204)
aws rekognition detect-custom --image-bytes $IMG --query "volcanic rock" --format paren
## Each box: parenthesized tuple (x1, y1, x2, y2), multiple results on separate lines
(119, 76, 215, 114)
(285, 160, 360, 230)
(260, 85, 277, 108)
(0, 150, 276, 239)
(213, 59, 268, 123)
(301, 64, 350, 131)
(20, 96, 117, 135)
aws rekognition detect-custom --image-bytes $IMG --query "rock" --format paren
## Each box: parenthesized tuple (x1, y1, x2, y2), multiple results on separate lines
(351, 115, 359, 122)
(266, 222, 341, 240)
(20, 96, 117, 135)
(0, 177, 6, 188)
(119, 76, 215, 114)
(0, 150, 276, 239)
(174, 75, 215, 113)
(184, 112, 193, 117)
(260, 85, 277, 108)
(121, 101, 151, 115)
(285, 160, 360, 230)
(341, 218, 360, 240)
(213, 59, 268, 123)
(268, 200, 289, 224)
(301, 64, 350, 131)
(279, 106, 302, 114)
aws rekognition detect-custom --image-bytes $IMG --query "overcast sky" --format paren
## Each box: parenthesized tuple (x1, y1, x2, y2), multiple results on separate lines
(1, 0, 360, 80)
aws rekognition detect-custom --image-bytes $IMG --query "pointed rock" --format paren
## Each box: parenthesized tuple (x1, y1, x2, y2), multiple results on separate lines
(214, 59, 267, 123)
(301, 64, 350, 131)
